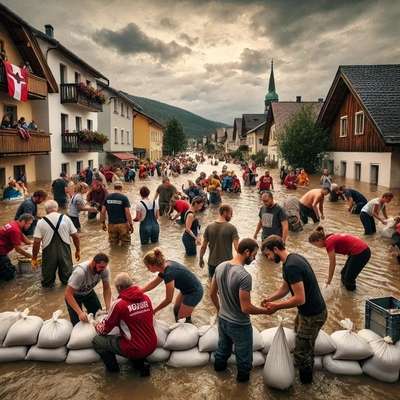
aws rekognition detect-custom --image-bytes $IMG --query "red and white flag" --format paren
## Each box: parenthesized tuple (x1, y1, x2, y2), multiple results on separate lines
(3, 61, 29, 101)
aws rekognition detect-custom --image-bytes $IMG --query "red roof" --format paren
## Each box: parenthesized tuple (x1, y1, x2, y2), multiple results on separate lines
(111, 152, 135, 161)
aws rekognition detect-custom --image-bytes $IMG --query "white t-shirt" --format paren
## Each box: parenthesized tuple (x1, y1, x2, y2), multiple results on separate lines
(361, 198, 384, 216)
(68, 193, 85, 217)
(33, 212, 77, 248)
(135, 198, 159, 222)
(68, 261, 110, 296)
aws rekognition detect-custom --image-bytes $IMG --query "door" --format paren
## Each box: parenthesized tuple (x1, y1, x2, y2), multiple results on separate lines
(354, 162, 361, 181)
(340, 161, 347, 177)
(0, 167, 5, 188)
(13, 165, 26, 181)
(60, 64, 67, 84)
(76, 161, 83, 174)
(61, 163, 69, 176)
(370, 164, 379, 185)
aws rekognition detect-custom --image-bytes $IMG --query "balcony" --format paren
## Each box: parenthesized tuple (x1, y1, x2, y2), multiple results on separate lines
(60, 83, 104, 112)
(0, 129, 51, 156)
(61, 131, 105, 153)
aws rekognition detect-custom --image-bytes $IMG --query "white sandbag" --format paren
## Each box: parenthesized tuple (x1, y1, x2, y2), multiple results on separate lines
(154, 320, 170, 348)
(358, 329, 382, 343)
(26, 345, 67, 362)
(261, 326, 296, 354)
(252, 327, 264, 351)
(0, 311, 22, 344)
(378, 218, 396, 238)
(323, 354, 363, 375)
(198, 324, 219, 352)
(331, 319, 373, 360)
(67, 315, 97, 350)
(263, 319, 295, 390)
(164, 322, 199, 350)
(362, 360, 399, 383)
(167, 347, 209, 368)
(37, 310, 73, 348)
(0, 346, 27, 362)
(146, 347, 171, 363)
(321, 284, 336, 302)
(3, 309, 43, 346)
(315, 330, 336, 356)
(314, 356, 323, 370)
(210, 351, 266, 367)
(66, 349, 100, 364)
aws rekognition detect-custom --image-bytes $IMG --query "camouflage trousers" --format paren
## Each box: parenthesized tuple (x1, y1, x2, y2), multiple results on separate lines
(294, 309, 327, 370)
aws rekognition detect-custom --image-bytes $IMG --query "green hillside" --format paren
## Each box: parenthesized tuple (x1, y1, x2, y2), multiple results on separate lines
(122, 92, 228, 138)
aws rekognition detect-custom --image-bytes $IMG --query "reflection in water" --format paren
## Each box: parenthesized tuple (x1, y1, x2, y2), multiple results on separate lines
(0, 161, 399, 400)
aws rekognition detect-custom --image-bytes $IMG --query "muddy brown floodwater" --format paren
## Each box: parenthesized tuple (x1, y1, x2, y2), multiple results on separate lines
(0, 160, 400, 400)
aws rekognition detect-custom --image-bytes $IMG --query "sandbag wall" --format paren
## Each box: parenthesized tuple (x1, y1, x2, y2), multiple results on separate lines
(1, 311, 399, 389)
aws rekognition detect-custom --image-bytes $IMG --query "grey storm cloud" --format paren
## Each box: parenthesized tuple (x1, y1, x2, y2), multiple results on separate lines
(92, 23, 192, 62)
(159, 17, 179, 30)
(179, 33, 199, 46)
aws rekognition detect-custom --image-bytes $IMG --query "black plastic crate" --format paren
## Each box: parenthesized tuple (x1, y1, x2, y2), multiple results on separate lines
(365, 297, 400, 342)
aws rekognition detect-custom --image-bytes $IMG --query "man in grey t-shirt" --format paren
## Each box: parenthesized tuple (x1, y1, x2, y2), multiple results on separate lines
(210, 238, 269, 383)
(65, 253, 112, 325)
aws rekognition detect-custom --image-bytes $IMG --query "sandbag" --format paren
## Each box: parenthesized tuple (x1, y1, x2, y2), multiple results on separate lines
(263, 319, 295, 390)
(0, 311, 22, 344)
(164, 322, 199, 350)
(261, 326, 296, 354)
(67, 315, 97, 350)
(66, 349, 100, 364)
(167, 347, 209, 368)
(331, 319, 373, 360)
(37, 310, 73, 348)
(323, 354, 363, 375)
(154, 320, 170, 348)
(0, 346, 27, 362)
(146, 347, 171, 363)
(3, 309, 43, 346)
(210, 351, 266, 368)
(95, 311, 120, 336)
(252, 327, 264, 351)
(26, 345, 67, 362)
(378, 218, 396, 238)
(315, 330, 336, 356)
(314, 356, 323, 370)
(358, 329, 382, 343)
(198, 324, 219, 352)
(362, 361, 399, 383)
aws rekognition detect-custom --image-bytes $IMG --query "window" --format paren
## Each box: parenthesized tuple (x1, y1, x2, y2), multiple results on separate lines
(0, 167, 6, 188)
(120, 102, 124, 117)
(87, 119, 93, 131)
(340, 161, 347, 177)
(75, 116, 82, 132)
(74, 72, 81, 83)
(259, 138, 263, 145)
(13, 165, 25, 181)
(4, 105, 17, 124)
(355, 111, 364, 135)
(340, 116, 348, 137)
(76, 161, 83, 174)
(88, 160, 94, 169)
(354, 162, 361, 181)
(86, 80, 91, 87)
(60, 64, 67, 84)
(127, 131, 130, 144)
(121, 129, 124, 144)
(370, 164, 379, 185)
(114, 128, 118, 144)
(61, 113, 68, 133)
(61, 163, 69, 176)
(113, 98, 118, 114)
(126, 107, 130, 119)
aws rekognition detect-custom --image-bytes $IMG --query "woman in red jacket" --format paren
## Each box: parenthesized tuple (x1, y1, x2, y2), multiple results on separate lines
(308, 226, 371, 291)
(93, 272, 157, 374)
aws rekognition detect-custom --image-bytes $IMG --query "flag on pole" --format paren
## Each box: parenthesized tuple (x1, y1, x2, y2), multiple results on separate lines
(3, 61, 29, 101)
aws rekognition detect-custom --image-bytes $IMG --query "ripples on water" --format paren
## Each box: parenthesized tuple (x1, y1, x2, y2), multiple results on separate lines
(0, 161, 399, 400)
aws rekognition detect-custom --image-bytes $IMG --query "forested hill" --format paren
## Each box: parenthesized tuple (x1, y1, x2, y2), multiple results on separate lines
(122, 93, 228, 138)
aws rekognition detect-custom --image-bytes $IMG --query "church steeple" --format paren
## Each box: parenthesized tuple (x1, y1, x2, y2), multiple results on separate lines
(265, 59, 279, 112)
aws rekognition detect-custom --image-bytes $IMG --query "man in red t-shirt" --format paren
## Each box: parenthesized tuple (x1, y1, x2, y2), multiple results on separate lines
(93, 272, 157, 375)
(169, 196, 190, 224)
(0, 214, 34, 281)
(257, 170, 274, 193)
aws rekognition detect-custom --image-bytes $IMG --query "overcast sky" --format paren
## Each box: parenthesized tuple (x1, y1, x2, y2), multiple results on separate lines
(4, 0, 400, 124)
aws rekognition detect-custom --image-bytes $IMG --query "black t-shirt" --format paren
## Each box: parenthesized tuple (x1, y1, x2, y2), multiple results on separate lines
(52, 178, 68, 201)
(283, 253, 326, 316)
(344, 189, 367, 204)
(104, 192, 131, 224)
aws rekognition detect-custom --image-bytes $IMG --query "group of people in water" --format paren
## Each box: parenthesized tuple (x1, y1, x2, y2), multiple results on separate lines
(0, 153, 398, 385)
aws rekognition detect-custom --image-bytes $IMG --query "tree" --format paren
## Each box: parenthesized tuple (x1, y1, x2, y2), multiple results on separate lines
(277, 105, 328, 173)
(163, 118, 187, 155)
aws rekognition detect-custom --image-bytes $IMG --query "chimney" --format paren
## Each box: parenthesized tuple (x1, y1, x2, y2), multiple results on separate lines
(296, 96, 301, 103)
(44, 24, 54, 38)
(318, 97, 324, 103)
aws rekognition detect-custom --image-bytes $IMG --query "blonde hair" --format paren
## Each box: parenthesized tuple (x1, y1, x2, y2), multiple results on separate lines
(308, 226, 326, 243)
(143, 248, 165, 268)
(74, 182, 89, 194)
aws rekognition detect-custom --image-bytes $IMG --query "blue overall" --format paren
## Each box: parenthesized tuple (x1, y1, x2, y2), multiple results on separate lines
(139, 201, 159, 245)
(182, 211, 200, 256)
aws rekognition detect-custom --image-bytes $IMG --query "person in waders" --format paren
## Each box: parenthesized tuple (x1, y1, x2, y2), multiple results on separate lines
(134, 186, 160, 245)
(32, 200, 80, 288)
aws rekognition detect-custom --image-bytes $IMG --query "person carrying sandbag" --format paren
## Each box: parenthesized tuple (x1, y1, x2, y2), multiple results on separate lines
(261, 236, 327, 384)
(93, 273, 157, 375)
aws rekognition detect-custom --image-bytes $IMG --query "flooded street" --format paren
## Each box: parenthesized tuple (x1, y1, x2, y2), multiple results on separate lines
(1, 160, 399, 400)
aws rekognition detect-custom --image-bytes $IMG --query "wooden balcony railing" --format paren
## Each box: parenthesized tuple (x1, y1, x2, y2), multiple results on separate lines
(0, 129, 51, 155)
(0, 62, 48, 99)
(60, 83, 103, 112)
(61, 132, 104, 153)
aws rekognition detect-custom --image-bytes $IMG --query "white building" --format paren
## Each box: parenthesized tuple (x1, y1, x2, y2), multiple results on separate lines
(97, 82, 139, 166)
(32, 25, 108, 180)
